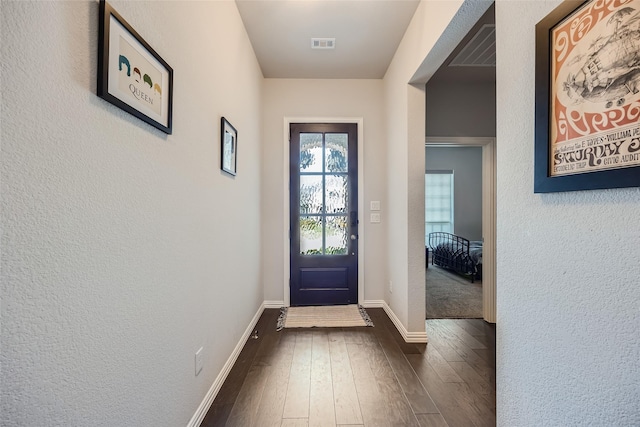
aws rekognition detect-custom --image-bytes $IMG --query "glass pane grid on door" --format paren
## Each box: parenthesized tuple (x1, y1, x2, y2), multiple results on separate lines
(299, 132, 349, 255)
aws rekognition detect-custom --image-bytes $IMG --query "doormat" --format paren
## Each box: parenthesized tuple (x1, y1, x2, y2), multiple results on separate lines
(276, 304, 374, 330)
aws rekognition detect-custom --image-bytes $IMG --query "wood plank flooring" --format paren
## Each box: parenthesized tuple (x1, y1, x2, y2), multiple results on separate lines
(201, 308, 495, 427)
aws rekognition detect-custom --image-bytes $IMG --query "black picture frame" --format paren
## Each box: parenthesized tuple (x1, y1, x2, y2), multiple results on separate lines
(97, 0, 173, 134)
(221, 117, 237, 176)
(534, 0, 640, 193)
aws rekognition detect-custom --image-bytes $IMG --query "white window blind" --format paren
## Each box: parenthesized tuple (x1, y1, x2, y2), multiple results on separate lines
(425, 171, 454, 244)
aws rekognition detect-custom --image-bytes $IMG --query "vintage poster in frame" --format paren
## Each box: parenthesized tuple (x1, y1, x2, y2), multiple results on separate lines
(97, 0, 173, 134)
(221, 117, 237, 176)
(535, 0, 640, 193)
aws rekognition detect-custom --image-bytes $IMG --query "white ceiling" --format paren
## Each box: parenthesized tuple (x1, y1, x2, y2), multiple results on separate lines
(236, 0, 495, 84)
(235, 0, 421, 79)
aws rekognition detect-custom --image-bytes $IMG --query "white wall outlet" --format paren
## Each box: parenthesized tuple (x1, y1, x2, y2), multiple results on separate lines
(389, 280, 393, 293)
(195, 347, 203, 376)
(370, 213, 381, 223)
(370, 200, 381, 211)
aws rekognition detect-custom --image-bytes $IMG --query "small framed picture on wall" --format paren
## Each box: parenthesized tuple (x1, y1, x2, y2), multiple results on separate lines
(221, 117, 237, 176)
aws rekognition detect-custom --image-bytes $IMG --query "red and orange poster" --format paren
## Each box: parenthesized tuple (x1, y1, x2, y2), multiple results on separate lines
(550, 0, 640, 176)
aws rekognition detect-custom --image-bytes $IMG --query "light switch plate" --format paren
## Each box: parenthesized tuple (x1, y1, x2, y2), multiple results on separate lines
(370, 213, 381, 223)
(370, 201, 381, 211)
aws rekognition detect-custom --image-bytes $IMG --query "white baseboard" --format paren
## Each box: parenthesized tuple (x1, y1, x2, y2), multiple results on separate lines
(186, 302, 266, 427)
(382, 303, 428, 343)
(362, 300, 428, 344)
(263, 300, 285, 309)
(360, 299, 385, 308)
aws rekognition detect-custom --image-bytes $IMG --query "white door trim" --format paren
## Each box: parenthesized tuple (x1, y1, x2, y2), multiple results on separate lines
(425, 136, 497, 323)
(284, 117, 365, 307)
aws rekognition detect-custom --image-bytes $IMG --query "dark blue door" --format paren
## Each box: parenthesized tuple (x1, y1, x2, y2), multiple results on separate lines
(289, 123, 358, 306)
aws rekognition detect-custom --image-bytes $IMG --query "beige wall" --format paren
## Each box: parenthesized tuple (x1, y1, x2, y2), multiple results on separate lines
(261, 79, 388, 305)
(1, 1, 263, 425)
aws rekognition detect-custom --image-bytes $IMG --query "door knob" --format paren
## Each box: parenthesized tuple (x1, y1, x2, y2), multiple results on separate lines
(350, 234, 357, 240)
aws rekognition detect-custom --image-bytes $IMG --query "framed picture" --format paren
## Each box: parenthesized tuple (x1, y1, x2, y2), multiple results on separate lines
(97, 0, 173, 134)
(221, 117, 238, 176)
(535, 0, 640, 193)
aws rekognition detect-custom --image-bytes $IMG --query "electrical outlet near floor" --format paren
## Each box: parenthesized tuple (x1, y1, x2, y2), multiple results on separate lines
(195, 347, 203, 376)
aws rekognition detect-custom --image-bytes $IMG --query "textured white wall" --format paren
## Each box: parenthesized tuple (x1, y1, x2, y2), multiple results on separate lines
(261, 79, 388, 304)
(426, 81, 496, 137)
(496, 1, 640, 425)
(1, 1, 263, 425)
(425, 147, 483, 241)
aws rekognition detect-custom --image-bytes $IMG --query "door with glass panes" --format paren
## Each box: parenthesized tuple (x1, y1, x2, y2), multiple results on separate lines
(289, 123, 358, 306)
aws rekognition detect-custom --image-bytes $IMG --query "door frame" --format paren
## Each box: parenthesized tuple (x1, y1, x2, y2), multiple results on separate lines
(283, 117, 365, 307)
(425, 136, 496, 323)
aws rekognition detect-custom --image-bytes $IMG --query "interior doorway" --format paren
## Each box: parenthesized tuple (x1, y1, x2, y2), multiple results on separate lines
(421, 4, 496, 323)
(425, 146, 483, 319)
(426, 137, 496, 322)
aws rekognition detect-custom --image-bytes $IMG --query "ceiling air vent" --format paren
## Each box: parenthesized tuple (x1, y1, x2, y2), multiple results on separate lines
(311, 38, 335, 49)
(449, 24, 495, 67)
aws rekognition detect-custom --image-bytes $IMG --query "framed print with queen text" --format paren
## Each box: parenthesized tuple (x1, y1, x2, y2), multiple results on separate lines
(97, 0, 173, 134)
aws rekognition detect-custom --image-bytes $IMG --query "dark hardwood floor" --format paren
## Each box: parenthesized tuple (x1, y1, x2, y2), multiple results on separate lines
(201, 308, 496, 427)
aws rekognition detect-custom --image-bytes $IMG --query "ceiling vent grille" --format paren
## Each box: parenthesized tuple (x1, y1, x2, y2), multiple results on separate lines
(311, 38, 335, 49)
(449, 24, 495, 67)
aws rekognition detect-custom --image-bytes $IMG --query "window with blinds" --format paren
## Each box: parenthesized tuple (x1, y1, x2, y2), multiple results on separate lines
(425, 171, 454, 244)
